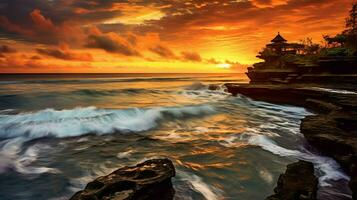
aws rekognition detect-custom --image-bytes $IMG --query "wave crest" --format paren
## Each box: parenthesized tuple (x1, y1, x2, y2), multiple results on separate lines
(0, 105, 216, 139)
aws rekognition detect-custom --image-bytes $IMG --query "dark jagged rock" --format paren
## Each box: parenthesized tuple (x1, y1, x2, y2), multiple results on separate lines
(301, 112, 357, 200)
(266, 161, 318, 200)
(70, 159, 176, 200)
(208, 84, 220, 91)
(224, 83, 357, 199)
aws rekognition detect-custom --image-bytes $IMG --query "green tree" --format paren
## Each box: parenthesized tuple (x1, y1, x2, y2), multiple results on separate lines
(323, 34, 346, 47)
(299, 38, 321, 54)
(322, 3, 357, 55)
(345, 3, 357, 34)
(345, 3, 357, 54)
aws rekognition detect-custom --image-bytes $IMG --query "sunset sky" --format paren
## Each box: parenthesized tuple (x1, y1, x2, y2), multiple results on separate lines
(0, 0, 353, 73)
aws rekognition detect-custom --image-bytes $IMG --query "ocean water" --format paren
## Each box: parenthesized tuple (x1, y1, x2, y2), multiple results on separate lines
(0, 73, 352, 200)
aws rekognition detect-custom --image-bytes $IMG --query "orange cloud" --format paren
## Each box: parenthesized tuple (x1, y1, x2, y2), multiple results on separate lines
(30, 9, 56, 32)
(181, 51, 202, 62)
(1, 9, 84, 45)
(86, 30, 140, 56)
(0, 53, 93, 73)
(37, 44, 93, 61)
(0, 0, 353, 72)
(149, 45, 177, 59)
(0, 16, 34, 37)
(0, 45, 17, 55)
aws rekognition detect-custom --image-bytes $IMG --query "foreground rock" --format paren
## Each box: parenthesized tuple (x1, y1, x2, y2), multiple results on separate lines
(225, 84, 357, 199)
(266, 161, 318, 200)
(70, 159, 175, 200)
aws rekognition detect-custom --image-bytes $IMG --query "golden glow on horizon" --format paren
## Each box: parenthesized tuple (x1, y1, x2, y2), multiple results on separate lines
(0, 0, 352, 73)
(217, 63, 232, 69)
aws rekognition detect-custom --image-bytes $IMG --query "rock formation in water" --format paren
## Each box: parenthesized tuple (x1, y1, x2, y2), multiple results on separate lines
(70, 158, 176, 200)
(224, 84, 357, 199)
(266, 160, 318, 200)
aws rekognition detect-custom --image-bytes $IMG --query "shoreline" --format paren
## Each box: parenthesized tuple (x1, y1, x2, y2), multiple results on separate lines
(224, 83, 357, 199)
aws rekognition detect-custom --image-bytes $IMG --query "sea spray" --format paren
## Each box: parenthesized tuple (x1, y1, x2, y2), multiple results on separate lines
(247, 134, 350, 186)
(0, 73, 352, 200)
(177, 170, 223, 200)
(0, 104, 216, 175)
(0, 105, 216, 139)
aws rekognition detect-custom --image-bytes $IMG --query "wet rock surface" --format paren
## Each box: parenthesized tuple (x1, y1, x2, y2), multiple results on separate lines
(70, 159, 175, 200)
(225, 83, 357, 199)
(266, 160, 318, 200)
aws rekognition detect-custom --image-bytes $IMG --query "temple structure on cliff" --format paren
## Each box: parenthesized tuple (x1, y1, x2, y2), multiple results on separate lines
(265, 33, 301, 55)
(246, 33, 357, 84)
(251, 33, 304, 73)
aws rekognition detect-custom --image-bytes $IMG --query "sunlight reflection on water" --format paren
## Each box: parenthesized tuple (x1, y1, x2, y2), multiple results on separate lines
(0, 74, 351, 200)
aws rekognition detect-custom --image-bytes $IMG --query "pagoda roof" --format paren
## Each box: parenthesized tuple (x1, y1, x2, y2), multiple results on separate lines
(271, 32, 287, 43)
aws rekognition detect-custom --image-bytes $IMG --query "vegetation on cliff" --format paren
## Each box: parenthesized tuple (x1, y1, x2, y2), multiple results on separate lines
(323, 3, 357, 56)
(255, 2, 357, 70)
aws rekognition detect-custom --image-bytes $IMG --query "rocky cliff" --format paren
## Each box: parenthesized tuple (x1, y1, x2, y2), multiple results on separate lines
(225, 83, 357, 199)
(266, 160, 318, 200)
(70, 159, 176, 200)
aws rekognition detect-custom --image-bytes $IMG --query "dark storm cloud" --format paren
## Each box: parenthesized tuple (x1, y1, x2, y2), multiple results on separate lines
(148, 45, 204, 62)
(0, 0, 352, 69)
(0, 0, 123, 44)
(97, 23, 129, 34)
(0, 8, 84, 45)
(0, 0, 351, 44)
(36, 47, 93, 61)
(0, 45, 17, 54)
(71, 0, 126, 9)
(0, 45, 17, 57)
(0, 0, 122, 24)
(86, 34, 140, 56)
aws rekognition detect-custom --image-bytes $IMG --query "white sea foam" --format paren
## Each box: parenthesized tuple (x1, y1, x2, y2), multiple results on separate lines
(0, 105, 215, 175)
(117, 150, 134, 159)
(179, 171, 223, 200)
(247, 134, 350, 186)
(68, 163, 119, 193)
(0, 138, 57, 175)
(0, 105, 216, 139)
(259, 168, 274, 184)
(310, 87, 357, 95)
(179, 82, 229, 101)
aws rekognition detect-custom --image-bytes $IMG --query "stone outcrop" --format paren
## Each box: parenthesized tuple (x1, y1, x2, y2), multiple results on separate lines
(225, 83, 357, 199)
(70, 159, 176, 200)
(266, 161, 318, 200)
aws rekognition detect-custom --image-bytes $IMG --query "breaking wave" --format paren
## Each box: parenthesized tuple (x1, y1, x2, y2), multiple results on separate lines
(0, 105, 216, 140)
(0, 104, 216, 175)
(71, 88, 161, 97)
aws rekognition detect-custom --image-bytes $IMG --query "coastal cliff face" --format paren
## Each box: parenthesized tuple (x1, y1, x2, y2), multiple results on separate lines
(224, 84, 357, 200)
(301, 111, 357, 200)
(70, 159, 175, 200)
(266, 161, 318, 200)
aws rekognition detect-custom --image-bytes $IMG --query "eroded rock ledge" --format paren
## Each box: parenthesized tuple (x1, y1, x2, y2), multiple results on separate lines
(70, 159, 175, 200)
(225, 83, 357, 200)
(266, 160, 318, 200)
